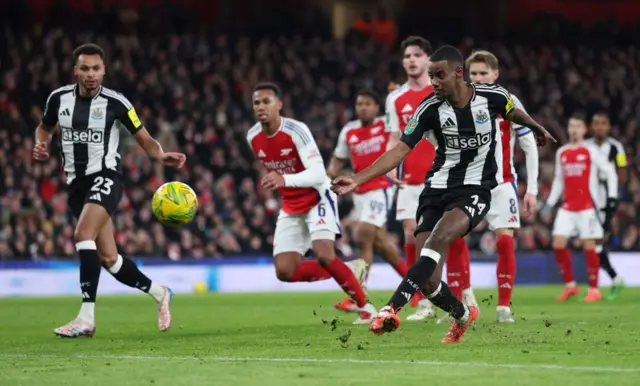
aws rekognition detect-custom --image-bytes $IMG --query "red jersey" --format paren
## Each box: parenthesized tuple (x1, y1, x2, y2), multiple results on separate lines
(247, 118, 326, 215)
(333, 117, 391, 194)
(385, 83, 435, 185)
(547, 144, 615, 212)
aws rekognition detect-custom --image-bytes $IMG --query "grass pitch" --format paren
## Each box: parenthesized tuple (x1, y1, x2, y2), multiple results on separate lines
(1, 286, 639, 385)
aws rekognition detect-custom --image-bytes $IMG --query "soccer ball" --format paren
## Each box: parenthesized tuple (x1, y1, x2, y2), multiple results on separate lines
(152, 181, 199, 227)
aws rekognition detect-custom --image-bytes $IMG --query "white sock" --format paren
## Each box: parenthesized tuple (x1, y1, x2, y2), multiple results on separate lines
(458, 304, 470, 324)
(148, 283, 166, 303)
(566, 281, 577, 288)
(613, 276, 624, 285)
(77, 303, 95, 324)
(462, 288, 477, 306)
(107, 254, 124, 274)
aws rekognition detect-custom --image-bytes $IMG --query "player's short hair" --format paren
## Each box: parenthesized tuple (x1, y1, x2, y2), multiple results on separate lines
(430, 45, 465, 69)
(591, 111, 610, 123)
(253, 82, 282, 99)
(465, 50, 499, 70)
(72, 43, 105, 64)
(400, 36, 433, 55)
(356, 89, 381, 105)
(569, 113, 588, 125)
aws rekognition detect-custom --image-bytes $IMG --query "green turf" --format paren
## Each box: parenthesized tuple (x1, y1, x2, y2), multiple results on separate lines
(1, 286, 639, 386)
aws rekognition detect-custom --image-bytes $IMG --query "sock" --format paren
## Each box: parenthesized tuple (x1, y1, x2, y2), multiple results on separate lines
(554, 248, 574, 284)
(76, 240, 101, 304)
(428, 281, 470, 323)
(405, 244, 416, 267)
(393, 260, 409, 277)
(288, 260, 332, 282)
(596, 246, 617, 280)
(585, 249, 600, 289)
(387, 248, 440, 312)
(324, 258, 367, 308)
(107, 254, 165, 302)
(445, 238, 465, 300)
(496, 235, 516, 307)
(78, 303, 95, 324)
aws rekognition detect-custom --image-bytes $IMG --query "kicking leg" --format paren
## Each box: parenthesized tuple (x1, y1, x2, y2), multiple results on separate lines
(96, 219, 173, 331)
(54, 203, 110, 338)
(371, 208, 480, 342)
(402, 219, 434, 314)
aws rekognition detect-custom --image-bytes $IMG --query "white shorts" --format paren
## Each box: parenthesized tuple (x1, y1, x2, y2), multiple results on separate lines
(395, 184, 423, 221)
(352, 188, 393, 228)
(485, 182, 520, 230)
(552, 208, 603, 240)
(272, 189, 341, 256)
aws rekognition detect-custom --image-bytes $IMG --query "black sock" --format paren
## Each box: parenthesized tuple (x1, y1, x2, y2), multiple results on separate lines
(386, 249, 439, 312)
(107, 255, 152, 292)
(598, 248, 617, 280)
(428, 281, 468, 320)
(77, 242, 102, 303)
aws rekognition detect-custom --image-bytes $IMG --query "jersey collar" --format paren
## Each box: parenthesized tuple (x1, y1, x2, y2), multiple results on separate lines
(74, 84, 103, 100)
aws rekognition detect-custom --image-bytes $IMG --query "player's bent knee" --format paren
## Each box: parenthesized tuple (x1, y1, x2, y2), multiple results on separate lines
(422, 278, 441, 296)
(275, 267, 295, 282)
(274, 253, 301, 282)
(74, 228, 96, 243)
(99, 253, 118, 267)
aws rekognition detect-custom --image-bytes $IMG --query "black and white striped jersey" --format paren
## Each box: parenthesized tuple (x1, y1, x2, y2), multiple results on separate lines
(401, 83, 515, 190)
(42, 84, 143, 184)
(585, 136, 627, 208)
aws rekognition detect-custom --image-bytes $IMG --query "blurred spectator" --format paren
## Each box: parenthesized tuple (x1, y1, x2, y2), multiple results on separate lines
(0, 6, 639, 260)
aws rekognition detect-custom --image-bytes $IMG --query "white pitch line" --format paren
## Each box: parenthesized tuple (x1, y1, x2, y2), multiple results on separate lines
(0, 354, 638, 373)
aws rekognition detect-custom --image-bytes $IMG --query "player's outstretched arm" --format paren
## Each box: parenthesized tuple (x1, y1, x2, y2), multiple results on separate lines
(505, 108, 556, 146)
(332, 142, 411, 195)
(356, 141, 411, 184)
(111, 93, 185, 168)
(134, 128, 185, 168)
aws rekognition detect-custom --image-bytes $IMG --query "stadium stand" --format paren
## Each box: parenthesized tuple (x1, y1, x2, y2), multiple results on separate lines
(1, 4, 639, 260)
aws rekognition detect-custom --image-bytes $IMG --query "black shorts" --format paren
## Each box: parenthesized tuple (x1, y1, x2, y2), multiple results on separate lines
(415, 185, 491, 236)
(68, 170, 124, 218)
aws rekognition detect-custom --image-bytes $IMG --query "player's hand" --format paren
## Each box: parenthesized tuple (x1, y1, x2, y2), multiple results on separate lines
(522, 193, 537, 221)
(531, 126, 556, 147)
(331, 176, 358, 195)
(32, 142, 50, 161)
(387, 168, 405, 187)
(262, 171, 285, 190)
(160, 152, 186, 168)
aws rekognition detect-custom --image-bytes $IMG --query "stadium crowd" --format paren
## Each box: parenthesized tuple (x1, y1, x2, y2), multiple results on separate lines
(1, 6, 639, 260)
